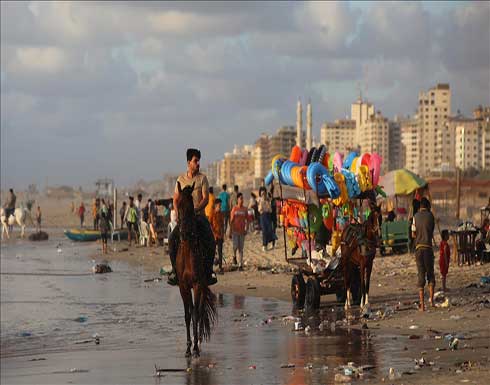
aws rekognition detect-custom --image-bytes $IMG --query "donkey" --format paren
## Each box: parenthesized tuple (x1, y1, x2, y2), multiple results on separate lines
(341, 204, 381, 310)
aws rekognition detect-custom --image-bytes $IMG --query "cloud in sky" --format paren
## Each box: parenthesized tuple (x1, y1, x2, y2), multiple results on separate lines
(1, 1, 489, 189)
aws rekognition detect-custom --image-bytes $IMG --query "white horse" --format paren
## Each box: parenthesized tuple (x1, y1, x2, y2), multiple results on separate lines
(1, 207, 28, 240)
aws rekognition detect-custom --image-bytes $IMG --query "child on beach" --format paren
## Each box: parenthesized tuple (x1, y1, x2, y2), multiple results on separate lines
(125, 197, 138, 247)
(210, 199, 225, 274)
(35, 206, 42, 232)
(78, 202, 85, 228)
(439, 229, 451, 292)
(99, 208, 110, 254)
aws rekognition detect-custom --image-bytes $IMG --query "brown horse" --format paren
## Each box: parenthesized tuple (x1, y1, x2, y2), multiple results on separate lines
(341, 206, 380, 310)
(176, 182, 217, 358)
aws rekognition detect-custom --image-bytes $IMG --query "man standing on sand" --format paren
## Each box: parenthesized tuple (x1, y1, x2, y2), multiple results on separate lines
(167, 148, 217, 286)
(125, 197, 138, 247)
(119, 201, 127, 229)
(230, 185, 239, 209)
(412, 197, 435, 311)
(3, 188, 16, 219)
(230, 193, 249, 270)
(218, 184, 230, 235)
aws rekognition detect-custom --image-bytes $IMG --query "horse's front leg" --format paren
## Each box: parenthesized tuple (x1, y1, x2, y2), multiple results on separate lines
(359, 260, 366, 310)
(345, 288, 352, 310)
(180, 287, 192, 357)
(192, 288, 200, 358)
(364, 258, 374, 308)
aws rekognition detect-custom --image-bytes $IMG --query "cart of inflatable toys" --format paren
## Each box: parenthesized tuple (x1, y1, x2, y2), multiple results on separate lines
(264, 145, 385, 310)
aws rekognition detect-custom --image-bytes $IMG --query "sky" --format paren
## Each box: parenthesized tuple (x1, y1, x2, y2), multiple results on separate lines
(1, 1, 489, 190)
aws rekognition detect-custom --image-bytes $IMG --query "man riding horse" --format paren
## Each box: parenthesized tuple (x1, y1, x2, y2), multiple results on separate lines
(167, 148, 217, 286)
(4, 188, 16, 220)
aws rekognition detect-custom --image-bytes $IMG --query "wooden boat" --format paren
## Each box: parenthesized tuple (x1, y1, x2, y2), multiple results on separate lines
(64, 228, 128, 242)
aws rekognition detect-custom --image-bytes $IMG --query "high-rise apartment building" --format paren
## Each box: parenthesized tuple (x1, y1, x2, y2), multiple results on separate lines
(453, 117, 481, 171)
(417, 83, 451, 175)
(320, 119, 356, 152)
(359, 111, 390, 173)
(474, 106, 490, 170)
(253, 134, 271, 180)
(389, 118, 402, 171)
(351, 97, 375, 142)
(219, 145, 254, 187)
(270, 125, 296, 159)
(448, 106, 490, 172)
(204, 161, 219, 187)
(401, 116, 421, 175)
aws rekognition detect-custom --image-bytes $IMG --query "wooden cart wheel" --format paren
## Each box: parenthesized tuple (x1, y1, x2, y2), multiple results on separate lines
(291, 274, 306, 309)
(305, 277, 321, 310)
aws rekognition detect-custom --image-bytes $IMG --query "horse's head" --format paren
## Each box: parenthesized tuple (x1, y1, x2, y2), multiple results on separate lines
(365, 202, 381, 245)
(176, 181, 195, 240)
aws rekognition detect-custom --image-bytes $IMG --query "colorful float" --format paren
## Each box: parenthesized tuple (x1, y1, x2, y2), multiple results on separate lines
(267, 145, 385, 310)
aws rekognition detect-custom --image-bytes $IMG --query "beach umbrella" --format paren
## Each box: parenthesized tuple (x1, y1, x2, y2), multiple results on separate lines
(379, 169, 427, 196)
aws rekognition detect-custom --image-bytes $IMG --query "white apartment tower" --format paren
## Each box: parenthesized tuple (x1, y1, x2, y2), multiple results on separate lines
(417, 83, 451, 175)
(253, 134, 271, 179)
(360, 111, 390, 173)
(320, 119, 357, 152)
(401, 117, 421, 175)
(351, 96, 375, 144)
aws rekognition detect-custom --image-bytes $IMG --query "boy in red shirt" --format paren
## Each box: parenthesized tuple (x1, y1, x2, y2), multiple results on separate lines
(439, 229, 451, 292)
(230, 193, 249, 271)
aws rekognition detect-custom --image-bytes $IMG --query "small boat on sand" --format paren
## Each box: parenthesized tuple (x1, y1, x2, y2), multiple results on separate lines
(64, 228, 128, 242)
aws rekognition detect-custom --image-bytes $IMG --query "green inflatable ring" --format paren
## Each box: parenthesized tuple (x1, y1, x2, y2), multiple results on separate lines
(307, 204, 323, 233)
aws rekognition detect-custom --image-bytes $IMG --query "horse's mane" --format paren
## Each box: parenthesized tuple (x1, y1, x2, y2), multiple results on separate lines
(178, 186, 206, 283)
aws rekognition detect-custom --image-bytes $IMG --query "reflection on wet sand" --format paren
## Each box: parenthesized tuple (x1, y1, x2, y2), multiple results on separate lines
(2, 240, 410, 385)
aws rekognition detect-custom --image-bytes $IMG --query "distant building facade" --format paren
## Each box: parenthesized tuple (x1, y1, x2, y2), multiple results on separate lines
(254, 134, 271, 180)
(474, 106, 490, 170)
(417, 83, 451, 175)
(205, 161, 219, 187)
(401, 116, 421, 175)
(351, 97, 375, 142)
(320, 119, 356, 152)
(359, 111, 390, 173)
(219, 145, 254, 187)
(448, 106, 490, 172)
(388, 118, 402, 171)
(95, 178, 114, 197)
(270, 125, 296, 159)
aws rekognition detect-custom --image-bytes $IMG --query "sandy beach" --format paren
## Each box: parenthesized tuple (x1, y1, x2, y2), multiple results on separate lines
(3, 197, 490, 384)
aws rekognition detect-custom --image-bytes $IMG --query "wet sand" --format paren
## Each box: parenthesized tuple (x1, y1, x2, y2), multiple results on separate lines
(85, 230, 490, 384)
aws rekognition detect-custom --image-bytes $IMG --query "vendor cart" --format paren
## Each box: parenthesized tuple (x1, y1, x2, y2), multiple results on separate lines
(266, 146, 385, 310)
(277, 184, 363, 311)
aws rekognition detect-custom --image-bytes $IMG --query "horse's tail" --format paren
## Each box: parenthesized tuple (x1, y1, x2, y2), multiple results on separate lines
(198, 285, 217, 342)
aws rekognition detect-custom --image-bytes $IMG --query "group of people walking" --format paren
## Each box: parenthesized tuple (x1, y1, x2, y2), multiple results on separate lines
(75, 193, 170, 253)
